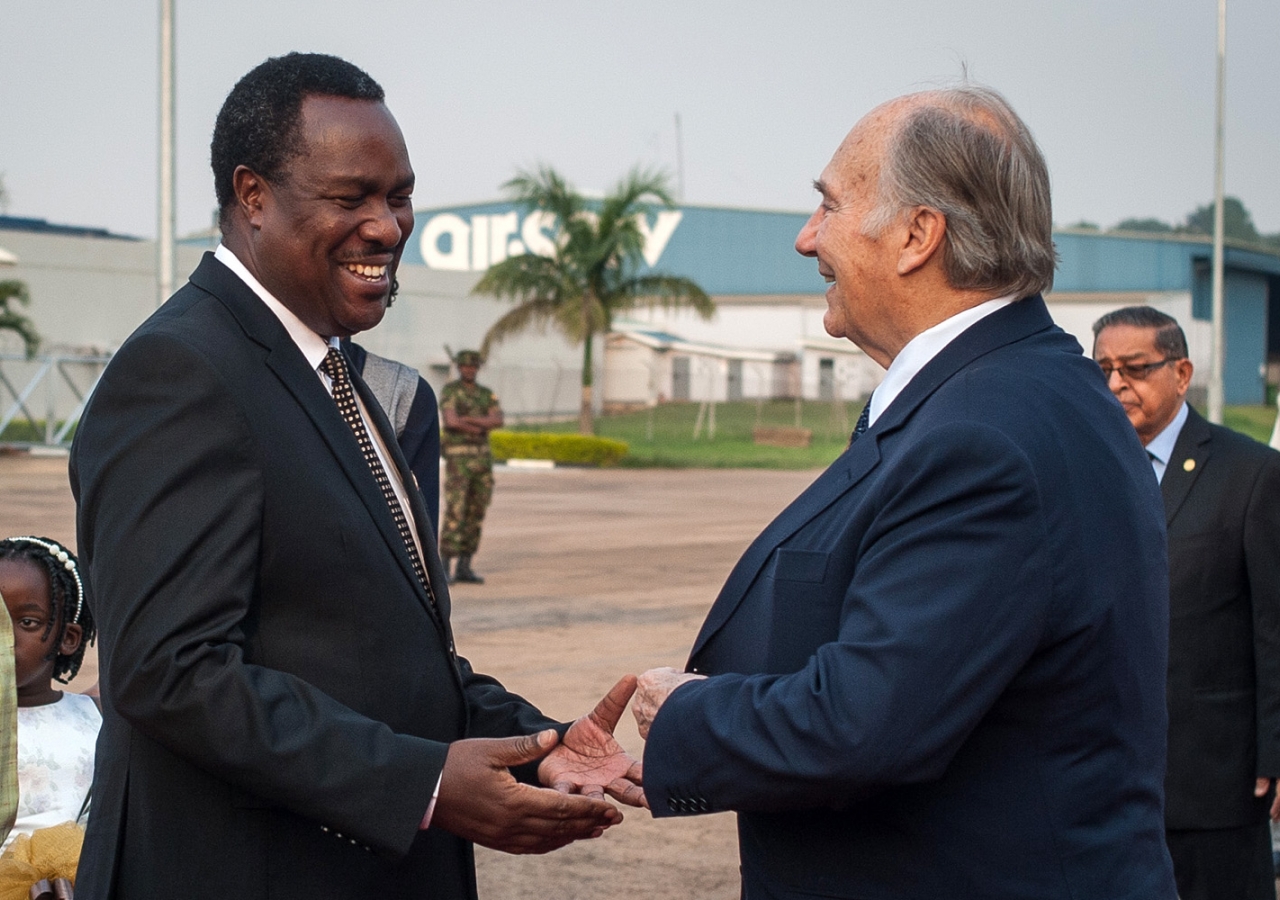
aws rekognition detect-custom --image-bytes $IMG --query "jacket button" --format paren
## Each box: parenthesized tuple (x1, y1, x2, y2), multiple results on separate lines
(667, 797, 678, 812)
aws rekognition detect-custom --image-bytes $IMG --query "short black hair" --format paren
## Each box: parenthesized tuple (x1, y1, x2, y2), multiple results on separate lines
(0, 536, 96, 683)
(1092, 306, 1189, 359)
(211, 52, 384, 229)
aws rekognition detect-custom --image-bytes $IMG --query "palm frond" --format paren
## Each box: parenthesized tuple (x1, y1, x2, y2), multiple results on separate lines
(0, 280, 40, 356)
(612, 274, 715, 319)
(601, 166, 676, 226)
(481, 296, 575, 356)
(477, 165, 712, 431)
(503, 165, 583, 232)
(472, 253, 570, 302)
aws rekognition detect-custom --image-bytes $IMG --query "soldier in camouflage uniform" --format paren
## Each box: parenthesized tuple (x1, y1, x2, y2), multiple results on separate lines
(439, 350, 502, 584)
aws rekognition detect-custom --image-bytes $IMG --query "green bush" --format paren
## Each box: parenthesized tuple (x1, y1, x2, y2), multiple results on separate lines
(490, 431, 628, 466)
(0, 419, 77, 444)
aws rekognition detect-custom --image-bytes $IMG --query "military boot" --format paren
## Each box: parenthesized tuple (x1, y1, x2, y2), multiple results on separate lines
(442, 555, 455, 584)
(454, 555, 484, 584)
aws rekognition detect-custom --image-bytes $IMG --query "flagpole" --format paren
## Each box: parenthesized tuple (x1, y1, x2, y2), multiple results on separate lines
(1207, 0, 1226, 423)
(157, 0, 176, 307)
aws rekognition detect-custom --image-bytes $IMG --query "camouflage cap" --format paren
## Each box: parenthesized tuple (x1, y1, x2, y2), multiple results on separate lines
(455, 349, 483, 367)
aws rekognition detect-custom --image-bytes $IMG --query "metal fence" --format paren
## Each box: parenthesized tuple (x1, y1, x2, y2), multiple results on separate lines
(434, 362, 584, 425)
(0, 351, 111, 448)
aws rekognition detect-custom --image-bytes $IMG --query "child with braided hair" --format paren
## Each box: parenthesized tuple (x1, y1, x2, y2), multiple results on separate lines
(0, 536, 99, 850)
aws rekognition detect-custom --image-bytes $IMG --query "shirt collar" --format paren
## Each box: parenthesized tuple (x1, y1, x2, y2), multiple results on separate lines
(868, 295, 1016, 427)
(214, 243, 333, 372)
(1144, 401, 1189, 467)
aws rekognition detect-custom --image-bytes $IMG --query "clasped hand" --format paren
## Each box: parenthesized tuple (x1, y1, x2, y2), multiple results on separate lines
(539, 674, 647, 809)
(433, 675, 646, 855)
(632, 666, 706, 739)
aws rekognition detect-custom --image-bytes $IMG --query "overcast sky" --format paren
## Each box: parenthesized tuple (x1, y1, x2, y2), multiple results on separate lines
(3, 0, 1277, 240)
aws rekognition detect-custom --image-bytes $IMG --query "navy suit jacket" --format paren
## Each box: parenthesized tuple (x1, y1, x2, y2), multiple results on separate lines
(71, 253, 557, 899)
(644, 297, 1177, 899)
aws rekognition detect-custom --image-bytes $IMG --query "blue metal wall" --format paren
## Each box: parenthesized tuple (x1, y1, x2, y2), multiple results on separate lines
(411, 202, 1280, 296)
(1052, 232, 1197, 292)
(408, 202, 825, 294)
(1192, 267, 1271, 404)
(409, 202, 1280, 403)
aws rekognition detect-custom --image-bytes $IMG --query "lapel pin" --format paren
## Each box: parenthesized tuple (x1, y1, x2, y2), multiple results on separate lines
(1183, 458, 1195, 473)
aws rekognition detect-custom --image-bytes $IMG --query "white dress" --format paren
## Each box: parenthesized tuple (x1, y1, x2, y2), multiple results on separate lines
(3, 692, 101, 850)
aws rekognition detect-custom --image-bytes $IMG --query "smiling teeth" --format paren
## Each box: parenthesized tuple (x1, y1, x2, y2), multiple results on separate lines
(346, 263, 386, 280)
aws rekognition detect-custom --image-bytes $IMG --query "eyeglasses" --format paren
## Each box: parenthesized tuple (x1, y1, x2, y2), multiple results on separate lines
(1096, 358, 1180, 381)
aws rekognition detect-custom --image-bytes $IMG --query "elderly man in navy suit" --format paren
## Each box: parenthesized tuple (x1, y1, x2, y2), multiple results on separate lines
(632, 86, 1177, 899)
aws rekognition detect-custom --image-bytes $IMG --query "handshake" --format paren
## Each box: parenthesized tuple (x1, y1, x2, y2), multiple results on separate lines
(433, 667, 706, 855)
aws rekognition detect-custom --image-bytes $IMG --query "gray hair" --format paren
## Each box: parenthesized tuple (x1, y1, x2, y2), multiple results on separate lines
(863, 86, 1057, 298)
(1092, 306, 1189, 359)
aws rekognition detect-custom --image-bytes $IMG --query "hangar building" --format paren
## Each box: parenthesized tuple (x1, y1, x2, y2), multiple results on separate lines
(2, 205, 1278, 433)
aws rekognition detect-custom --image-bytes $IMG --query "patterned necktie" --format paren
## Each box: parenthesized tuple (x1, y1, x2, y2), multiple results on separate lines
(849, 399, 871, 447)
(320, 347, 437, 614)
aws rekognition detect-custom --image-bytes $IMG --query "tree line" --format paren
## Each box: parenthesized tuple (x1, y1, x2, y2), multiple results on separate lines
(1066, 197, 1280, 251)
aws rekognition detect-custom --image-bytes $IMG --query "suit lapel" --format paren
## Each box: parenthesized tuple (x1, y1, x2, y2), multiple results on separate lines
(348, 365, 452, 628)
(190, 254, 447, 633)
(689, 296, 1057, 661)
(1160, 405, 1212, 527)
(689, 441, 881, 657)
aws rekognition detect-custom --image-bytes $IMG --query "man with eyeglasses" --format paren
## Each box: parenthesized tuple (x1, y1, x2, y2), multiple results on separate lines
(1094, 305, 1280, 900)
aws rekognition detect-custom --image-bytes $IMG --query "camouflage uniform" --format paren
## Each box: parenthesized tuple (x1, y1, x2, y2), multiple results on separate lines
(440, 378, 499, 559)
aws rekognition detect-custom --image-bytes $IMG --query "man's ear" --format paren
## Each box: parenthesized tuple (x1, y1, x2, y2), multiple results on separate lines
(1173, 357, 1194, 397)
(231, 165, 269, 230)
(897, 206, 947, 276)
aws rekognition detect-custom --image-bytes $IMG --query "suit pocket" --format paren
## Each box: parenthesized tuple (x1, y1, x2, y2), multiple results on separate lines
(767, 550, 840, 673)
(774, 549, 829, 584)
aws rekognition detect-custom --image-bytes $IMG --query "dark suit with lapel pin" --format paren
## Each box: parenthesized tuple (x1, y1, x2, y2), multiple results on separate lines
(643, 296, 1176, 899)
(70, 253, 559, 899)
(1161, 405, 1280, 892)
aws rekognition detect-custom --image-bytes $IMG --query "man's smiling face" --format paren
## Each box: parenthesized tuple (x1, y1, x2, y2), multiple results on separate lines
(794, 107, 903, 358)
(245, 94, 415, 338)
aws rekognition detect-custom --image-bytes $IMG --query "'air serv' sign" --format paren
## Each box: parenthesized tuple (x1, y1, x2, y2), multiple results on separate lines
(411, 205, 683, 273)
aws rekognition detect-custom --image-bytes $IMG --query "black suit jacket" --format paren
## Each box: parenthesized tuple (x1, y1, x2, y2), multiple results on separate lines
(1162, 405, 1280, 829)
(644, 297, 1176, 899)
(70, 253, 557, 899)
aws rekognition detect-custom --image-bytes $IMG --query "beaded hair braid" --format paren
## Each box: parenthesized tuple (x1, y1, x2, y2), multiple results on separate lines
(0, 536, 96, 683)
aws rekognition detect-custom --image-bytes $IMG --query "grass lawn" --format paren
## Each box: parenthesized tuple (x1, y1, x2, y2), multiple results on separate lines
(1224, 404, 1277, 444)
(517, 400, 858, 468)
(5, 403, 1272, 466)
(512, 399, 1279, 468)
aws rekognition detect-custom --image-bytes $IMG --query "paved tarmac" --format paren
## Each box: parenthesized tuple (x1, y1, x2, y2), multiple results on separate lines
(0, 452, 819, 899)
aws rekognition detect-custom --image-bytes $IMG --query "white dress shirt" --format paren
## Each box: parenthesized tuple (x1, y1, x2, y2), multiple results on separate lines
(867, 295, 1015, 428)
(212, 244, 422, 558)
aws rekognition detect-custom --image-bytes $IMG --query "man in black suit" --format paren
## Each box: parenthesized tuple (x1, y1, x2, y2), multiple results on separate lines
(70, 53, 641, 899)
(1094, 306, 1280, 900)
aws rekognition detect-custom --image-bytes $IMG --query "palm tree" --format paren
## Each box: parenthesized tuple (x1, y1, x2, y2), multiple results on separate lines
(0, 280, 40, 357)
(474, 165, 713, 434)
